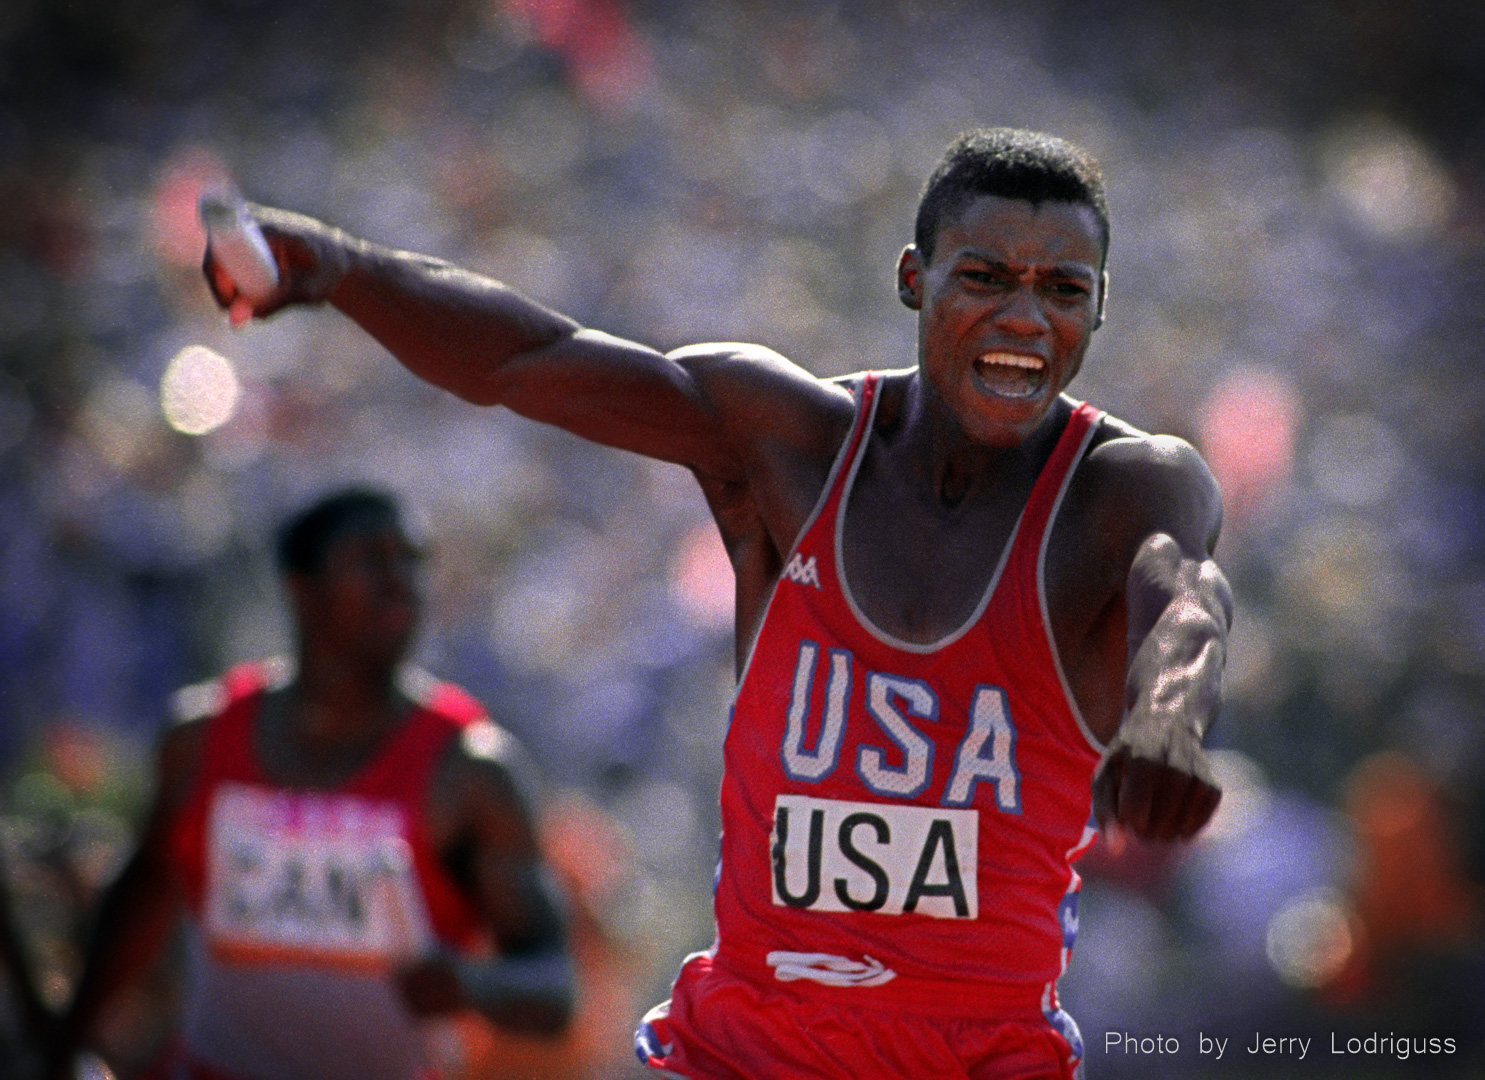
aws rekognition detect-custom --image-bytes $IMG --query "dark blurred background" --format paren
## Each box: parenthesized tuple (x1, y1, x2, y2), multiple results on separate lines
(0, 1, 1482, 1077)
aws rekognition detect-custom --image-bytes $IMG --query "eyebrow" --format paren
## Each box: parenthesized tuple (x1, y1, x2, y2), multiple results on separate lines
(956, 252, 1097, 280)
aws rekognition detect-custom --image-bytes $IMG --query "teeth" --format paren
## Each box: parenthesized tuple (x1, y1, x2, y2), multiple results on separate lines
(978, 352, 1044, 371)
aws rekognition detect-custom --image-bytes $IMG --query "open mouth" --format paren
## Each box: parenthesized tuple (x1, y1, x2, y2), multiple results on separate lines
(973, 352, 1047, 399)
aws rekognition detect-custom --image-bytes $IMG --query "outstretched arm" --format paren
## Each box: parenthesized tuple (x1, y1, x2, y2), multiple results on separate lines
(1094, 532, 1232, 840)
(1090, 437, 1233, 841)
(204, 206, 845, 482)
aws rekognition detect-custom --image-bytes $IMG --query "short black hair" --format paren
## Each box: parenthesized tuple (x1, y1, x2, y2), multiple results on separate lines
(276, 487, 404, 576)
(914, 128, 1109, 266)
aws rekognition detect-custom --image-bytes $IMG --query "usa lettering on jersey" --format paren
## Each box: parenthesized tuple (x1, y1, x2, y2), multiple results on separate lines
(779, 641, 1022, 809)
(203, 783, 434, 969)
(770, 640, 1026, 921)
(771, 795, 978, 919)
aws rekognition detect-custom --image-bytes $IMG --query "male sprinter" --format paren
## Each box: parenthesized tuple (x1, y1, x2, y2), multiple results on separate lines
(203, 129, 1231, 1079)
(49, 489, 572, 1080)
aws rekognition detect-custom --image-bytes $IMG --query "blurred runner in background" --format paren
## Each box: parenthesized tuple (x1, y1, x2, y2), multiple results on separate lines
(203, 129, 1231, 1080)
(46, 488, 573, 1080)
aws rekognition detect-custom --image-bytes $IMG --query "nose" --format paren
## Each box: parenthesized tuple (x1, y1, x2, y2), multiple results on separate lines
(995, 284, 1051, 338)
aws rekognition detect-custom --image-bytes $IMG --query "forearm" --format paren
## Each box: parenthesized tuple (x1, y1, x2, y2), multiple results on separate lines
(54, 852, 180, 1053)
(1123, 533, 1231, 741)
(327, 238, 579, 406)
(398, 941, 573, 1037)
(451, 945, 574, 1033)
(455, 861, 575, 1034)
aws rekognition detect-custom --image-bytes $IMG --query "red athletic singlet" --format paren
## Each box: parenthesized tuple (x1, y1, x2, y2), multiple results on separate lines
(171, 659, 485, 954)
(672, 375, 1106, 1027)
(163, 660, 487, 1080)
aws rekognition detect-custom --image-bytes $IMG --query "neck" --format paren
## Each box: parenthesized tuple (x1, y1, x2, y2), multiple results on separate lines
(898, 379, 1065, 509)
(288, 645, 402, 745)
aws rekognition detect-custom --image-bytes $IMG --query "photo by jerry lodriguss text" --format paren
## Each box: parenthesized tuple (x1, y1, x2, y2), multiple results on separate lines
(1102, 1030, 1460, 1062)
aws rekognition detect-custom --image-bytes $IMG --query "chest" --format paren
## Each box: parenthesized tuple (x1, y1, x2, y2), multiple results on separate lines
(729, 620, 1103, 921)
(200, 782, 434, 967)
(252, 694, 405, 791)
(837, 450, 1042, 646)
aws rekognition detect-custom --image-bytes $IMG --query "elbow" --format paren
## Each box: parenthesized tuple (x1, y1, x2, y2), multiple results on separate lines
(1129, 536, 1232, 634)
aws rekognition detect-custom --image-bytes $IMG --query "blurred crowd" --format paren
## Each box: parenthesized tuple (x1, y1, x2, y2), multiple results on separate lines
(1, 0, 1482, 1077)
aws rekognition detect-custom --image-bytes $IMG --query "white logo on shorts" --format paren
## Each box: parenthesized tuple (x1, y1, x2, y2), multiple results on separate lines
(766, 951, 897, 986)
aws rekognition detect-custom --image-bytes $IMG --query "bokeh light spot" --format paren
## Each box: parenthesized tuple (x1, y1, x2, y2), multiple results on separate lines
(161, 345, 240, 436)
(1306, 413, 1402, 508)
(1197, 366, 1298, 527)
(1322, 118, 1456, 240)
(151, 146, 230, 269)
(1266, 890, 1354, 988)
(670, 522, 734, 630)
(82, 376, 159, 471)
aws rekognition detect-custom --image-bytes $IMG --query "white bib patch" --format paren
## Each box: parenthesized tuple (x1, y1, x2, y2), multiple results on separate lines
(770, 794, 978, 920)
(203, 782, 433, 969)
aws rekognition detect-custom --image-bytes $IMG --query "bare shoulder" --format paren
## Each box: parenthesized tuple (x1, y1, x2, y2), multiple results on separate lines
(159, 671, 239, 787)
(666, 342, 858, 460)
(1078, 415, 1223, 553)
(142, 670, 241, 832)
(161, 658, 294, 789)
(428, 709, 543, 852)
(449, 718, 538, 803)
(669, 343, 873, 567)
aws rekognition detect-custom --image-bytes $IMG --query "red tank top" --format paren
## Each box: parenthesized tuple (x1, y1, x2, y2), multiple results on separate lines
(169, 660, 485, 969)
(712, 373, 1105, 1013)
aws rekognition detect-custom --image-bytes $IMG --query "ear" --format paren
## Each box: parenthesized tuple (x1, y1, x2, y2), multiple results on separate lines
(896, 245, 924, 311)
(1093, 270, 1109, 330)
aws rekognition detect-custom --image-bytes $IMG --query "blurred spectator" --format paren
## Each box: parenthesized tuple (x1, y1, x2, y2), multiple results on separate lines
(1321, 752, 1483, 1030)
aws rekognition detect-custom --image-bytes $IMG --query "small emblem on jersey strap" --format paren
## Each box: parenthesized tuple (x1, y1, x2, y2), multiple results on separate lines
(783, 552, 821, 589)
(767, 950, 897, 987)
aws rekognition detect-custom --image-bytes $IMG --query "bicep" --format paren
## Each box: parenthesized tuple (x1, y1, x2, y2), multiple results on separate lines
(1128, 436, 1224, 558)
(485, 336, 844, 485)
(484, 330, 731, 473)
(1099, 436, 1231, 643)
